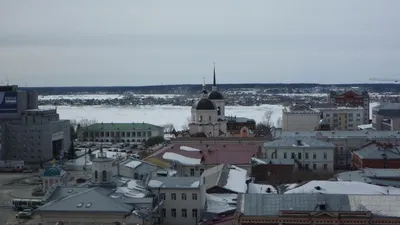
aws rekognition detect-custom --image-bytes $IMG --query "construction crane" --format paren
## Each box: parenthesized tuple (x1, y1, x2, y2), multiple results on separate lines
(369, 78, 399, 83)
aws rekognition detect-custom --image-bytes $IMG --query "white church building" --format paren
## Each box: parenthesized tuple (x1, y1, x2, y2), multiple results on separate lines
(189, 65, 228, 137)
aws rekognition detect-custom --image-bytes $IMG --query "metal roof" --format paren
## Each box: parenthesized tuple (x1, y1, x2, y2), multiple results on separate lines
(85, 122, 163, 132)
(239, 194, 400, 217)
(37, 187, 134, 214)
(274, 130, 400, 139)
(353, 144, 400, 160)
(264, 136, 335, 148)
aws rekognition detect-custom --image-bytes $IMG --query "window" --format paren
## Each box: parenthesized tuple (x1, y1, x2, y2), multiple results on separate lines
(94, 171, 98, 180)
(182, 209, 187, 218)
(305, 152, 309, 159)
(140, 175, 144, 180)
(171, 193, 176, 200)
(200, 169, 204, 175)
(162, 208, 166, 218)
(181, 193, 187, 200)
(192, 193, 197, 200)
(209, 116, 211, 121)
(171, 208, 176, 218)
(160, 193, 165, 200)
(102, 170, 107, 182)
(192, 209, 198, 218)
(291, 152, 295, 159)
(134, 173, 139, 180)
(323, 152, 327, 159)
(313, 164, 317, 170)
(313, 153, 317, 159)
(324, 164, 328, 170)
(190, 168, 195, 176)
(297, 152, 302, 159)
(283, 152, 287, 159)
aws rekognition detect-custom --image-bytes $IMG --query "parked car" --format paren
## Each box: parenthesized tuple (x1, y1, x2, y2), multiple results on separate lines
(16, 209, 33, 219)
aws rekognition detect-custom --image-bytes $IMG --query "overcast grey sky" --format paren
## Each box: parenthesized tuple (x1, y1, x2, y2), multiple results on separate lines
(0, 0, 399, 86)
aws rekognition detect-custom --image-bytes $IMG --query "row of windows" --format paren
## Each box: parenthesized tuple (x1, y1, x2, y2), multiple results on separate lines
(304, 163, 329, 170)
(86, 131, 152, 138)
(283, 152, 328, 160)
(163, 208, 198, 218)
(160, 193, 197, 201)
(87, 139, 146, 143)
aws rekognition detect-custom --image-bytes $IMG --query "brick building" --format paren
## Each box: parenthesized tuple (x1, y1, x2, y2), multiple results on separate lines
(328, 89, 370, 124)
(352, 142, 400, 169)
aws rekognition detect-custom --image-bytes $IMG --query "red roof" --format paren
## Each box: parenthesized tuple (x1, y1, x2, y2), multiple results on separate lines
(152, 143, 259, 165)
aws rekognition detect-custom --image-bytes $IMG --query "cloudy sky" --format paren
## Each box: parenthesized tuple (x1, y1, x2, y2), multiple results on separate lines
(0, 0, 399, 86)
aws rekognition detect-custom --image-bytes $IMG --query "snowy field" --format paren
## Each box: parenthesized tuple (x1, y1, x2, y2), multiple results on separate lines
(42, 104, 284, 129)
(39, 94, 181, 100)
(39, 94, 380, 129)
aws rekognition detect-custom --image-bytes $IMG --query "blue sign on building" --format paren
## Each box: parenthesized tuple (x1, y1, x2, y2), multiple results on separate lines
(0, 92, 17, 113)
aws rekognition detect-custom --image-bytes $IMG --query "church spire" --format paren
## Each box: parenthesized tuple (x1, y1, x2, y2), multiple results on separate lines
(202, 76, 206, 89)
(212, 62, 217, 91)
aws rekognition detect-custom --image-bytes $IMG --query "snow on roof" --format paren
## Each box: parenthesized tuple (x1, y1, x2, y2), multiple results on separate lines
(224, 165, 248, 193)
(284, 180, 400, 195)
(251, 157, 266, 165)
(124, 160, 142, 169)
(180, 146, 200, 152)
(248, 183, 277, 194)
(162, 152, 201, 165)
(191, 181, 200, 187)
(115, 180, 147, 198)
(206, 194, 237, 214)
(148, 180, 163, 188)
(156, 168, 177, 177)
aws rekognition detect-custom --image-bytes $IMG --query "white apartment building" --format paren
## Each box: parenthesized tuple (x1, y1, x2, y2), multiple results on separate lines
(282, 104, 321, 131)
(264, 136, 335, 172)
(148, 176, 203, 225)
(320, 106, 365, 131)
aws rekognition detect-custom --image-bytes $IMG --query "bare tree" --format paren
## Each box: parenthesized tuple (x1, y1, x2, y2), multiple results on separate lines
(163, 123, 175, 133)
(275, 116, 282, 128)
(181, 117, 191, 131)
(262, 109, 274, 126)
(78, 119, 98, 128)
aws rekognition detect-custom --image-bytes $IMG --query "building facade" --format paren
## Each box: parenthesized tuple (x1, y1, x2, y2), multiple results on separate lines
(189, 65, 228, 137)
(264, 137, 335, 172)
(0, 85, 70, 163)
(320, 106, 365, 130)
(77, 122, 164, 144)
(328, 89, 370, 124)
(226, 116, 256, 137)
(273, 130, 400, 170)
(352, 142, 400, 169)
(148, 177, 203, 225)
(372, 103, 400, 131)
(282, 104, 321, 131)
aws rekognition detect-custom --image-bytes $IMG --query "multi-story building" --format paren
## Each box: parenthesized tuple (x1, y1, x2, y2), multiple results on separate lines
(236, 194, 400, 225)
(147, 176, 203, 225)
(273, 129, 400, 170)
(372, 103, 400, 131)
(0, 85, 70, 163)
(328, 89, 370, 124)
(263, 136, 335, 172)
(77, 122, 164, 144)
(319, 106, 365, 130)
(226, 116, 256, 137)
(282, 104, 321, 131)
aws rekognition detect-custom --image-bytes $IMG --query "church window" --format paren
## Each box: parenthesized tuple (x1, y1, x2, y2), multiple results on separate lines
(102, 170, 107, 182)
(217, 107, 221, 115)
(94, 171, 98, 180)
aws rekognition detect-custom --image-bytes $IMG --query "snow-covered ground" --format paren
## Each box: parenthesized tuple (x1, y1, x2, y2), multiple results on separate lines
(43, 104, 284, 129)
(284, 180, 400, 195)
(39, 94, 380, 129)
(39, 94, 181, 100)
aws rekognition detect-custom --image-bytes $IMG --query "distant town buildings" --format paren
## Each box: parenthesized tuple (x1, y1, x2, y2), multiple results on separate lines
(282, 103, 365, 131)
(372, 103, 400, 131)
(328, 89, 370, 124)
(0, 85, 70, 163)
(77, 122, 164, 144)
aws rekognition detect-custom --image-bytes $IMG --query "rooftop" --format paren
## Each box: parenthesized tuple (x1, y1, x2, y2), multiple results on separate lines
(149, 143, 259, 166)
(226, 116, 256, 123)
(202, 164, 248, 193)
(335, 168, 400, 188)
(353, 142, 400, 160)
(264, 136, 335, 148)
(239, 194, 400, 217)
(274, 130, 400, 139)
(147, 176, 200, 189)
(84, 122, 163, 132)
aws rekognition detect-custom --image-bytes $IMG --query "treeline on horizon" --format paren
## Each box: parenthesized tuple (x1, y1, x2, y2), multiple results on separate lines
(19, 83, 400, 95)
